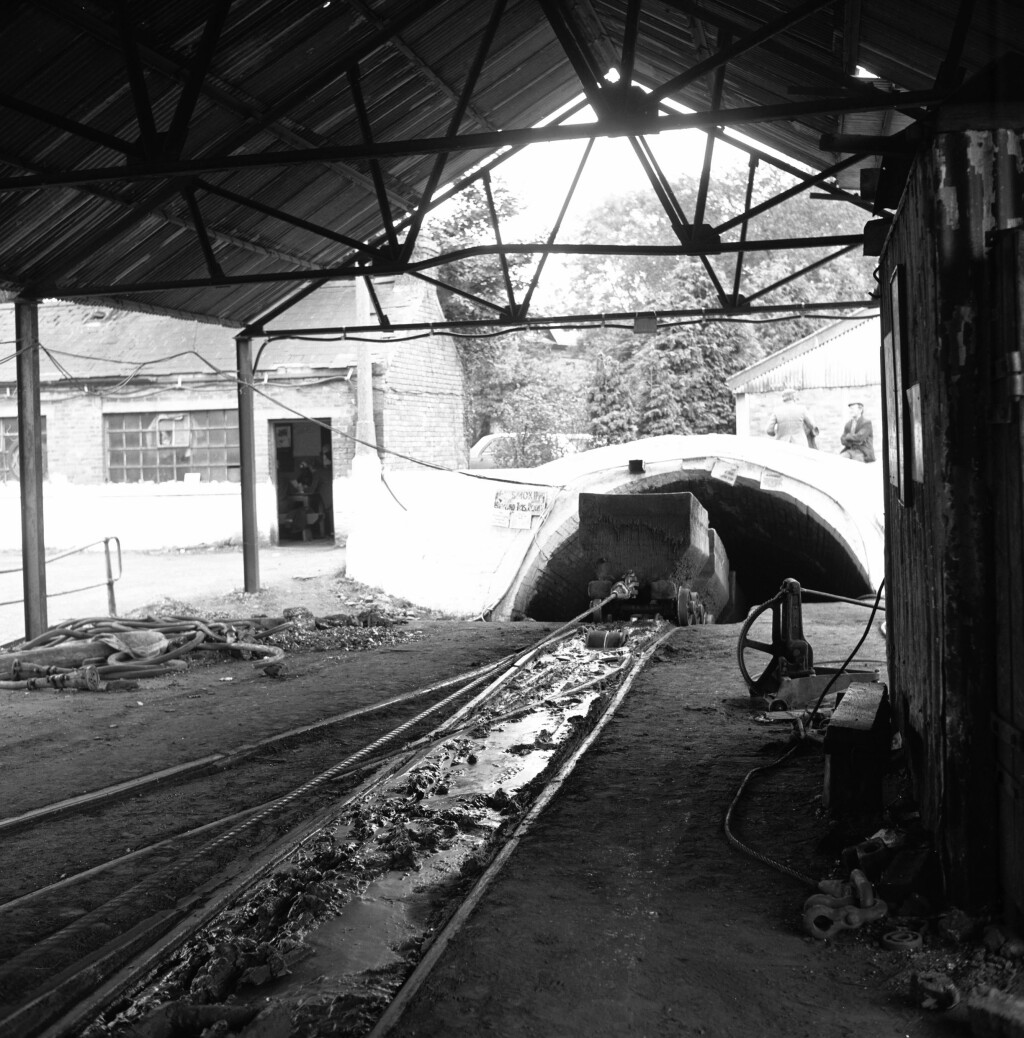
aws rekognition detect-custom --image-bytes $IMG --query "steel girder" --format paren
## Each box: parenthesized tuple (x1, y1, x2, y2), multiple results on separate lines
(0, 0, 945, 329)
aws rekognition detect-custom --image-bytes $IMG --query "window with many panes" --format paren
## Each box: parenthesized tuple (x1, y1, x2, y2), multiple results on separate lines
(0, 416, 47, 483)
(105, 409, 239, 483)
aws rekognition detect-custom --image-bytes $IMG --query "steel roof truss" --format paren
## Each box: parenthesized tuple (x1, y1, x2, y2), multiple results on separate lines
(262, 297, 875, 340)
(346, 0, 497, 134)
(180, 181, 225, 281)
(52, 233, 864, 300)
(398, 0, 508, 266)
(0, 91, 133, 158)
(409, 270, 510, 320)
(627, 135, 730, 306)
(38, 0, 419, 211)
(247, 279, 330, 338)
(348, 64, 401, 256)
(692, 30, 730, 229)
(481, 171, 519, 318)
(839, 0, 862, 76)
(619, 0, 643, 86)
(0, 88, 944, 194)
(196, 179, 381, 260)
(715, 152, 868, 236)
(708, 127, 875, 215)
(744, 242, 860, 304)
(361, 274, 391, 329)
(537, 0, 610, 116)
(24, 0, 432, 285)
(162, 0, 235, 159)
(731, 154, 758, 305)
(115, 0, 160, 157)
(520, 138, 596, 320)
(651, 0, 835, 103)
(935, 0, 976, 89)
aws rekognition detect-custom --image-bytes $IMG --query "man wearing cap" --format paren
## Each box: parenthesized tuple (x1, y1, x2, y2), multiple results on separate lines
(766, 389, 819, 447)
(840, 401, 875, 462)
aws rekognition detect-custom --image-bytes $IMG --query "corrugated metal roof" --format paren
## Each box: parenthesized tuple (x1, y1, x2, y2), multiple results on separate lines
(0, 0, 1019, 329)
(726, 309, 880, 392)
(0, 273, 443, 381)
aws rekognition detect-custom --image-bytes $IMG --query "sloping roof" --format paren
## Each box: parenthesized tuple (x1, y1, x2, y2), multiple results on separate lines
(0, 273, 446, 382)
(726, 309, 879, 392)
(0, 1, 1020, 330)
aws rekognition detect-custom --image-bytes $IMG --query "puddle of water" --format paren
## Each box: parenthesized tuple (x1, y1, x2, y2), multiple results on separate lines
(287, 880, 427, 984)
(287, 850, 480, 986)
(286, 708, 589, 987)
(445, 712, 557, 796)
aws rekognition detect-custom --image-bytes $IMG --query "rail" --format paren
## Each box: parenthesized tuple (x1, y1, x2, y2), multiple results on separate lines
(0, 536, 123, 617)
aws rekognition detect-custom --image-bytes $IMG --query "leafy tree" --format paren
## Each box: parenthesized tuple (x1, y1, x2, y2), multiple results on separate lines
(632, 343, 681, 437)
(424, 178, 532, 324)
(424, 179, 588, 453)
(586, 352, 636, 445)
(563, 162, 875, 435)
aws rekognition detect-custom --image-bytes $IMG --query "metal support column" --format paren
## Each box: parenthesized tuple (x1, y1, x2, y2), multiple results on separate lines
(235, 333, 260, 592)
(15, 296, 47, 638)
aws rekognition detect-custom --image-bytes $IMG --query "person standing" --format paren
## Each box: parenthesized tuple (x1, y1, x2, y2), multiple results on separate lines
(766, 389, 819, 447)
(840, 401, 875, 462)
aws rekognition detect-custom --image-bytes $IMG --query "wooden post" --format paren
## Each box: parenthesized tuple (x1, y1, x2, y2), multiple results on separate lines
(15, 296, 47, 639)
(235, 334, 260, 593)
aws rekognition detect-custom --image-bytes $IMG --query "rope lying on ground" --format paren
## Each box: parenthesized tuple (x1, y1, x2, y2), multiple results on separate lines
(0, 615, 292, 690)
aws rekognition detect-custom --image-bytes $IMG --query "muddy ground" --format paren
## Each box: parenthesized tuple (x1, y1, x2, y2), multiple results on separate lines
(2, 564, 1022, 1037)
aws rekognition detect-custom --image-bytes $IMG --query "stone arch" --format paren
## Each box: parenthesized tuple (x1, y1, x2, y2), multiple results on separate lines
(502, 456, 879, 622)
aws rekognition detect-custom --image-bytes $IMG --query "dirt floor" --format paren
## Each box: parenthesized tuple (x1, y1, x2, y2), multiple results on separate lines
(2, 555, 1022, 1038)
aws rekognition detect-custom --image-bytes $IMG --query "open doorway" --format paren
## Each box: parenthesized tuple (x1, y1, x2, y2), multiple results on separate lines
(272, 419, 334, 542)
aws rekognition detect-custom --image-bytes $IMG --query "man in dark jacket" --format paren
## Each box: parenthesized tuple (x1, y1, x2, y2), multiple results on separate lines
(840, 402, 875, 462)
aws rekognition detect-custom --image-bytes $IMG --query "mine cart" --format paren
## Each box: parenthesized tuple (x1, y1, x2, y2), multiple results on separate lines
(578, 491, 731, 625)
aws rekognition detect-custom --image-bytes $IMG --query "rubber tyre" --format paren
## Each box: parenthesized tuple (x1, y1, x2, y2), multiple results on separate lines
(676, 587, 691, 626)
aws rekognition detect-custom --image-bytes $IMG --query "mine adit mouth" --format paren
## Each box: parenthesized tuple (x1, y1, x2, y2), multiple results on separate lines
(523, 480, 873, 623)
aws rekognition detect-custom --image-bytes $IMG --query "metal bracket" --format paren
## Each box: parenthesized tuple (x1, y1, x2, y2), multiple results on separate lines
(994, 350, 1024, 402)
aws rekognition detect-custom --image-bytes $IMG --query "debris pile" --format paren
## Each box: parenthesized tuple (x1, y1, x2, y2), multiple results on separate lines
(803, 792, 1024, 1016)
(0, 607, 422, 692)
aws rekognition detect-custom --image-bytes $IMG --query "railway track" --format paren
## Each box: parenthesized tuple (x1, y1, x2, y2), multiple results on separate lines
(0, 613, 677, 1038)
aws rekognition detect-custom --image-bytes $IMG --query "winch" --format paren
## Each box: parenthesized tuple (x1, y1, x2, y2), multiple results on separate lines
(737, 578, 878, 709)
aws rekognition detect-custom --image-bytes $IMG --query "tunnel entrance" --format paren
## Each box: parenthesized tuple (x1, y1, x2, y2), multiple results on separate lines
(520, 475, 874, 623)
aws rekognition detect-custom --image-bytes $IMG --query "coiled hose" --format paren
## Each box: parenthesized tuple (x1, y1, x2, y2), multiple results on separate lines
(0, 614, 293, 689)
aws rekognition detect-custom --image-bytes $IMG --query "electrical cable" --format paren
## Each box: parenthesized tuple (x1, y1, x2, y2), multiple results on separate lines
(261, 311, 872, 342)
(379, 471, 408, 511)
(723, 580, 886, 884)
(805, 579, 885, 725)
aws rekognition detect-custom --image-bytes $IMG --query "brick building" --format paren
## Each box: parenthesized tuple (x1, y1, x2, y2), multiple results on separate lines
(0, 278, 466, 550)
(725, 311, 881, 457)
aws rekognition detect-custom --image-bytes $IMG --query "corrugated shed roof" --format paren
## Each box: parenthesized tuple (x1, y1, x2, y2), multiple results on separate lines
(726, 309, 880, 393)
(0, 1, 1019, 329)
(0, 272, 444, 382)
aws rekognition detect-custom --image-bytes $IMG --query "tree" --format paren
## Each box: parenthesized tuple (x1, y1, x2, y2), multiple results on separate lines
(632, 343, 681, 437)
(424, 181, 587, 451)
(587, 352, 636, 445)
(563, 163, 875, 435)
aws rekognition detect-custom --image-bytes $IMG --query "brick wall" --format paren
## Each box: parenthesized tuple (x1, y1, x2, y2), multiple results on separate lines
(381, 279, 467, 470)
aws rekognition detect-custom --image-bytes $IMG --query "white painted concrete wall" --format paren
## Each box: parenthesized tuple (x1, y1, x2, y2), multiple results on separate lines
(346, 434, 886, 619)
(0, 478, 279, 551)
(345, 468, 552, 618)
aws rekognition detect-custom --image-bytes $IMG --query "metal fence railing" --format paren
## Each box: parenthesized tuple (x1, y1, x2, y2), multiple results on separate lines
(0, 536, 123, 617)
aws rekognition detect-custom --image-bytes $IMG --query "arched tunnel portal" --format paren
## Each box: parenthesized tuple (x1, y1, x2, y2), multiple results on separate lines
(511, 468, 876, 623)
